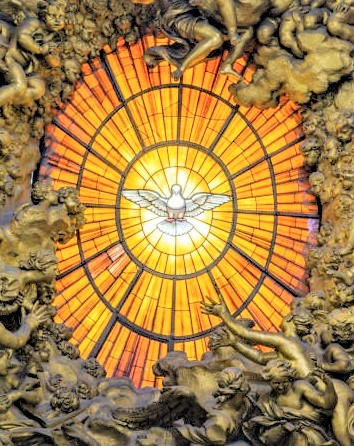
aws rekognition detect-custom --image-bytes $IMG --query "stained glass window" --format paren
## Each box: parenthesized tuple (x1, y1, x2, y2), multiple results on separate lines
(40, 36, 319, 387)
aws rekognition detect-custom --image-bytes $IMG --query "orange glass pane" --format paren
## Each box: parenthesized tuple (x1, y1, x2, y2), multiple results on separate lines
(43, 36, 319, 387)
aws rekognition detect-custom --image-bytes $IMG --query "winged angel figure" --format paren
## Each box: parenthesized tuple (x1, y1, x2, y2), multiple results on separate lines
(122, 184, 231, 236)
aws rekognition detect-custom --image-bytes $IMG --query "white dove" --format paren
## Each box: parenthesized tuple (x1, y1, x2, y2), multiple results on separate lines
(121, 184, 231, 236)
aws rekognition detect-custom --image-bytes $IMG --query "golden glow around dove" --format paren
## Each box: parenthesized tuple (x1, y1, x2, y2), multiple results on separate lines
(120, 145, 233, 277)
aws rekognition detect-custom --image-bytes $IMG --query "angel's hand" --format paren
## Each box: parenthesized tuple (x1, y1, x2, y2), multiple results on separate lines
(201, 296, 229, 318)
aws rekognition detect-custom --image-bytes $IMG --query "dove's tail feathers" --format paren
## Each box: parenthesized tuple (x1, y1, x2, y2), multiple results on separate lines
(157, 220, 193, 236)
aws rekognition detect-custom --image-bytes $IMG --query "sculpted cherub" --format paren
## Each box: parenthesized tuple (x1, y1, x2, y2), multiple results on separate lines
(334, 161, 354, 192)
(31, 182, 85, 244)
(0, 349, 27, 418)
(175, 367, 253, 445)
(81, 0, 108, 16)
(330, 216, 354, 256)
(114, 14, 138, 43)
(323, 137, 342, 165)
(31, 181, 59, 208)
(0, 0, 66, 108)
(0, 381, 50, 445)
(333, 110, 354, 142)
(130, 0, 239, 80)
(301, 290, 331, 322)
(278, 0, 329, 58)
(309, 171, 334, 204)
(316, 308, 354, 380)
(300, 137, 321, 166)
(243, 360, 338, 446)
(62, 58, 81, 99)
(131, 0, 283, 80)
(0, 301, 50, 350)
(333, 193, 353, 221)
(315, 246, 342, 277)
(302, 110, 327, 141)
(317, 220, 334, 246)
(280, 306, 317, 345)
(322, 279, 354, 309)
(0, 247, 57, 318)
(201, 296, 354, 445)
(0, 26, 46, 109)
(326, 0, 354, 43)
(18, 248, 58, 284)
(325, 257, 354, 288)
(16, 0, 66, 63)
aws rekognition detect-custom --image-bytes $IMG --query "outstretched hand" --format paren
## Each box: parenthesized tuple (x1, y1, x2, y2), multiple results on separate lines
(210, 326, 238, 349)
(23, 301, 52, 330)
(308, 367, 327, 384)
(201, 296, 229, 318)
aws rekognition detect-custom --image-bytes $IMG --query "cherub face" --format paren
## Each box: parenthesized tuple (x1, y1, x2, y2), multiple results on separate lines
(64, 60, 81, 84)
(0, 350, 11, 376)
(331, 323, 354, 342)
(270, 377, 292, 395)
(81, 20, 97, 42)
(45, 6, 65, 32)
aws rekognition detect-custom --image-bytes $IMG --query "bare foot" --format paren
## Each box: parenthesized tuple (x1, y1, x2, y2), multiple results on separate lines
(143, 53, 159, 68)
(171, 68, 183, 81)
(220, 63, 242, 80)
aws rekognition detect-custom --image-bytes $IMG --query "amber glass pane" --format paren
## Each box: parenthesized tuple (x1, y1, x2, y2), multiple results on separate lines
(41, 36, 318, 388)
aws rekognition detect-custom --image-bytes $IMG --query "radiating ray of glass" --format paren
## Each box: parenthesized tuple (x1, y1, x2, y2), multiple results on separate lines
(42, 35, 319, 388)
(174, 337, 210, 362)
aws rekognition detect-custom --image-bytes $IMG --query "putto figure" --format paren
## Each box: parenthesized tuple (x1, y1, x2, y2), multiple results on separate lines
(243, 360, 338, 446)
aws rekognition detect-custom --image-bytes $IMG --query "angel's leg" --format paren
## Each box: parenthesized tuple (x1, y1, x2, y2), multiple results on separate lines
(220, 27, 254, 78)
(0, 58, 27, 107)
(172, 22, 224, 81)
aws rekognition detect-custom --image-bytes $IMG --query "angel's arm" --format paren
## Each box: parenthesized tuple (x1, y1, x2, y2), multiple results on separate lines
(233, 341, 277, 365)
(202, 299, 290, 351)
(17, 18, 46, 55)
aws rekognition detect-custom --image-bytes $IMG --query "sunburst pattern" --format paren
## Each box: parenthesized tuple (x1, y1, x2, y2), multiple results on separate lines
(40, 36, 319, 387)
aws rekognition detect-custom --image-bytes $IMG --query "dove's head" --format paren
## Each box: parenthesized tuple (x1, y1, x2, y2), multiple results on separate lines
(171, 184, 182, 195)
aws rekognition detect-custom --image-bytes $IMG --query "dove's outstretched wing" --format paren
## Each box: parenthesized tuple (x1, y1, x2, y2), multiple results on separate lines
(121, 189, 168, 217)
(185, 193, 230, 217)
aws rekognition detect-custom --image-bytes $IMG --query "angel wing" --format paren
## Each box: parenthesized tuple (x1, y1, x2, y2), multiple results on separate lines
(185, 192, 230, 217)
(121, 189, 168, 217)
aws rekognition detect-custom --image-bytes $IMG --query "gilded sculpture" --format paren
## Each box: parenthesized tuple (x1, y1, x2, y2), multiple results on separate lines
(0, 0, 352, 444)
(243, 360, 338, 446)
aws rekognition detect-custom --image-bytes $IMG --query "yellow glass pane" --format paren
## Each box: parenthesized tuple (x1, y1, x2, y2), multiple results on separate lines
(44, 36, 319, 385)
